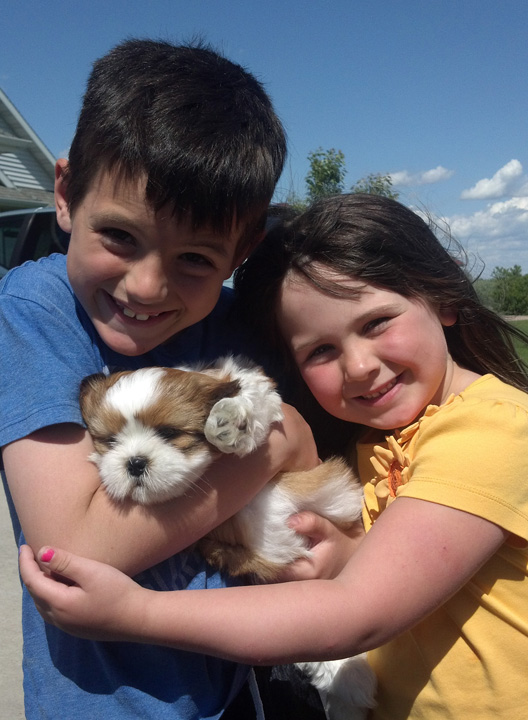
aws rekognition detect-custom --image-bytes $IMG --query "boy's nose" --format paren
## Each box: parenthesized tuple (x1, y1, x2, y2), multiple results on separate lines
(125, 257, 169, 304)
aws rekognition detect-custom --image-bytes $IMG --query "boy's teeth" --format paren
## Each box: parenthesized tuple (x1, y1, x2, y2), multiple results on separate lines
(122, 307, 158, 321)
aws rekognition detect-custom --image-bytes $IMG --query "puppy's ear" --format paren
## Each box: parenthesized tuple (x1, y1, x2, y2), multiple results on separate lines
(79, 373, 109, 423)
(209, 379, 241, 406)
(199, 379, 241, 418)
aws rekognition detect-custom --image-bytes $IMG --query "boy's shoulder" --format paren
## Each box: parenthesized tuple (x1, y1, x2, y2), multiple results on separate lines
(0, 253, 71, 307)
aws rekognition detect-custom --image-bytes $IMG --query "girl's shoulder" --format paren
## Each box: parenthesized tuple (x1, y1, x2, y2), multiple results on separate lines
(454, 373, 528, 413)
(397, 375, 528, 487)
(408, 374, 528, 449)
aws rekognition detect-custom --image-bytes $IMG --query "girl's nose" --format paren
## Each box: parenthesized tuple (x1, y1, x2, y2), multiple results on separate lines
(125, 256, 169, 304)
(343, 343, 379, 382)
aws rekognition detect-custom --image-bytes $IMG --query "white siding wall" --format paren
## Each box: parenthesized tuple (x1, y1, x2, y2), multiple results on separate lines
(0, 94, 55, 193)
(0, 149, 54, 191)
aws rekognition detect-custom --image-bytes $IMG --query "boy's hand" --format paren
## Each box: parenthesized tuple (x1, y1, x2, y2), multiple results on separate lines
(276, 512, 365, 582)
(19, 545, 145, 642)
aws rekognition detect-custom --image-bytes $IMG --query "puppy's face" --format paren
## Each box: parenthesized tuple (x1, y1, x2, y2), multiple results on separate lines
(80, 367, 239, 504)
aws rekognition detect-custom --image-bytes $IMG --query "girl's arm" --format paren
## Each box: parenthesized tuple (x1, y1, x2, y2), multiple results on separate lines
(19, 496, 507, 662)
(5, 403, 317, 577)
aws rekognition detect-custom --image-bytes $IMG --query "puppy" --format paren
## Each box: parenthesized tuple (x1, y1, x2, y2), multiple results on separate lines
(80, 356, 376, 720)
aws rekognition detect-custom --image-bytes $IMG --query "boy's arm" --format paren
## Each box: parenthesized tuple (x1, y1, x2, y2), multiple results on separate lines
(3, 403, 317, 576)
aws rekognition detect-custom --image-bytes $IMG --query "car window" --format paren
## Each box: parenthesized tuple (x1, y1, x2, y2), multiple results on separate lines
(0, 215, 26, 277)
(31, 213, 69, 260)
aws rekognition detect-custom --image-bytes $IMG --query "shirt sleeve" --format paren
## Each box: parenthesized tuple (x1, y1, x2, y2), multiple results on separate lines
(0, 264, 100, 446)
(398, 394, 528, 541)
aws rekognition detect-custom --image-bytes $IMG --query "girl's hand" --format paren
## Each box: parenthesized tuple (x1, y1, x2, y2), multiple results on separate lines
(276, 512, 365, 582)
(19, 545, 146, 642)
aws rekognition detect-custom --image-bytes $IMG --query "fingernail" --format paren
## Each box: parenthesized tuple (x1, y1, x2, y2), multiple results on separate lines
(41, 549, 55, 563)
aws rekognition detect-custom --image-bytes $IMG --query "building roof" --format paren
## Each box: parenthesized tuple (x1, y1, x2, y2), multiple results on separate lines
(0, 88, 56, 210)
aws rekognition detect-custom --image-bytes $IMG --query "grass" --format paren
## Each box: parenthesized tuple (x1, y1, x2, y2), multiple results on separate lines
(510, 320, 528, 365)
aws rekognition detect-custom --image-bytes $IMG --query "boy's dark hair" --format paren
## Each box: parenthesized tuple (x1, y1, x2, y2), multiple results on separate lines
(65, 38, 286, 246)
(235, 194, 528, 446)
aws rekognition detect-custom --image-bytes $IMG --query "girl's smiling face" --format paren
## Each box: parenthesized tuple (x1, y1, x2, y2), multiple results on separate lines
(277, 269, 472, 430)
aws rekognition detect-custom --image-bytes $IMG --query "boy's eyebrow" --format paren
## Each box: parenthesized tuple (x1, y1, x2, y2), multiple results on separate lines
(91, 211, 235, 255)
(91, 210, 144, 232)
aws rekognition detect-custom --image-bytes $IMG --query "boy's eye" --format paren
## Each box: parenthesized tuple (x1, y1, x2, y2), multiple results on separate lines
(100, 227, 135, 249)
(179, 252, 214, 267)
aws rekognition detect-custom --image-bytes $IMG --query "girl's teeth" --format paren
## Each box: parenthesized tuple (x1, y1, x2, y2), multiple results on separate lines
(363, 378, 396, 400)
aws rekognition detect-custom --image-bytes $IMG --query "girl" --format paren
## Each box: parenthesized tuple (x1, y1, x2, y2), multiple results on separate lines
(19, 195, 528, 719)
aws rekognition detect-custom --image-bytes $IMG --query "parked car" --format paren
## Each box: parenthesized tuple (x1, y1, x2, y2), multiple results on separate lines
(0, 207, 69, 279)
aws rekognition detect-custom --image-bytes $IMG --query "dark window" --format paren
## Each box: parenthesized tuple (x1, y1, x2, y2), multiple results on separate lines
(0, 214, 25, 275)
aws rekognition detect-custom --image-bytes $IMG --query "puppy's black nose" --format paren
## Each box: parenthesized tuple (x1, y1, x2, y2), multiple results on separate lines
(127, 456, 148, 477)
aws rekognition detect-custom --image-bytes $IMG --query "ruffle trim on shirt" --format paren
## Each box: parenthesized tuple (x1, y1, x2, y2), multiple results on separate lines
(369, 395, 456, 511)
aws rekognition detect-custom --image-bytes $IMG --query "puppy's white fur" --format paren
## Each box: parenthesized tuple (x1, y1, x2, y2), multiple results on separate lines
(80, 356, 376, 719)
(85, 367, 214, 504)
(201, 355, 285, 456)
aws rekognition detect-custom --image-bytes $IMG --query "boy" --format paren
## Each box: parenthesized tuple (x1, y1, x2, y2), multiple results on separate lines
(0, 39, 316, 719)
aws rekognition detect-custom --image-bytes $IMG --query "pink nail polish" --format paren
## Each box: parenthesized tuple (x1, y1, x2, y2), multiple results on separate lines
(41, 549, 55, 563)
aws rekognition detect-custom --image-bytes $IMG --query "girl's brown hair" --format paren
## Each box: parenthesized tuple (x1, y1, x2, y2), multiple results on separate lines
(235, 194, 528, 450)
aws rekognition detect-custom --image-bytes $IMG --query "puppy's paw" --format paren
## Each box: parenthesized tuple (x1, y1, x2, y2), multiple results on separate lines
(204, 396, 258, 456)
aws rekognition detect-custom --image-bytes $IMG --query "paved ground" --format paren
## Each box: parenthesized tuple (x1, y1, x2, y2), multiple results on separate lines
(0, 490, 25, 718)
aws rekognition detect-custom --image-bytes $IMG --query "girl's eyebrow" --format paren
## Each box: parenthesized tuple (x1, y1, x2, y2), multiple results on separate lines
(288, 302, 401, 355)
(290, 338, 323, 355)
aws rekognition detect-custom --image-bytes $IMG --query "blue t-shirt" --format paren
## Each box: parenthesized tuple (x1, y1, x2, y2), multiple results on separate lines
(0, 254, 256, 719)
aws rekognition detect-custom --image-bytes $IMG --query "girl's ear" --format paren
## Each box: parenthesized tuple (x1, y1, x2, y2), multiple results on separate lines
(54, 159, 73, 234)
(439, 307, 457, 327)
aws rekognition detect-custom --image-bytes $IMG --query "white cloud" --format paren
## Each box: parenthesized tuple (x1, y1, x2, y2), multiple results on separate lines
(391, 165, 454, 187)
(460, 159, 526, 200)
(441, 197, 528, 275)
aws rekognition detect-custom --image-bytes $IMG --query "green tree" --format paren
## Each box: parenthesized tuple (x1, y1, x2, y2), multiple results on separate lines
(474, 277, 497, 311)
(282, 188, 307, 212)
(282, 147, 399, 207)
(351, 172, 399, 200)
(491, 265, 528, 315)
(305, 148, 346, 203)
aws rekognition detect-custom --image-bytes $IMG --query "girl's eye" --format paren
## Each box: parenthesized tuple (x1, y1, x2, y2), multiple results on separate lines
(364, 317, 391, 334)
(306, 344, 335, 361)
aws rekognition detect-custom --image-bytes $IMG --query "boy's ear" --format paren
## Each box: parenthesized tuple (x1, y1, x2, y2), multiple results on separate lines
(54, 158, 73, 234)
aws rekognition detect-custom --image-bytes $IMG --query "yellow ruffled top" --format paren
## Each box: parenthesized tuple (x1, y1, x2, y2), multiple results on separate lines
(369, 395, 456, 511)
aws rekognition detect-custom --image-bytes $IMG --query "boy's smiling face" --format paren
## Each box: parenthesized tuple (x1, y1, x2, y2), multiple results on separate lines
(56, 163, 244, 356)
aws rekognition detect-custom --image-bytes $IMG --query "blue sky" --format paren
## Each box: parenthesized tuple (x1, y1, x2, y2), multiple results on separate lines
(2, 0, 527, 276)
